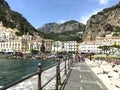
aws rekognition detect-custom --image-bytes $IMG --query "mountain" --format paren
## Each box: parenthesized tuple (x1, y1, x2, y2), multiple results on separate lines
(83, 2, 120, 41)
(0, 0, 39, 36)
(38, 20, 85, 33)
(38, 23, 57, 33)
(38, 20, 85, 42)
(50, 20, 85, 33)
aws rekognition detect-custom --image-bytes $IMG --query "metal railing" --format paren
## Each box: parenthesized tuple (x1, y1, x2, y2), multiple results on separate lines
(0, 56, 72, 90)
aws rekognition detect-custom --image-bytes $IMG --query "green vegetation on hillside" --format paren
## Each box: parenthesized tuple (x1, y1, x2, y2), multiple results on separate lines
(0, 7, 38, 35)
(0, 0, 47, 38)
(63, 20, 79, 25)
(103, 2, 120, 12)
(113, 27, 120, 36)
(45, 30, 83, 42)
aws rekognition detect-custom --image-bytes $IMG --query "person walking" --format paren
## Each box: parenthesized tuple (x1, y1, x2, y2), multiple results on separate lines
(89, 55, 92, 61)
(72, 54, 75, 63)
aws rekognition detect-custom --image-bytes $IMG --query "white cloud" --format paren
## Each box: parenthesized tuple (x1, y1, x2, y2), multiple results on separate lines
(88, 0, 109, 5)
(79, 9, 103, 24)
(99, 0, 109, 5)
(57, 20, 66, 24)
(79, 14, 90, 24)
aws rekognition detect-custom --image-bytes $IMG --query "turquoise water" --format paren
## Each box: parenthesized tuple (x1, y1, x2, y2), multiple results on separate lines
(0, 59, 57, 86)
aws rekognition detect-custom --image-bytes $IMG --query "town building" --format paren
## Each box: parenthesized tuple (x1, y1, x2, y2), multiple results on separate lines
(52, 41, 63, 52)
(63, 41, 78, 53)
(0, 40, 22, 53)
(44, 39, 54, 52)
(80, 41, 102, 54)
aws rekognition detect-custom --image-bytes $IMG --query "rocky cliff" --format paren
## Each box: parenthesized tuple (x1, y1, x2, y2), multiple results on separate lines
(83, 2, 120, 41)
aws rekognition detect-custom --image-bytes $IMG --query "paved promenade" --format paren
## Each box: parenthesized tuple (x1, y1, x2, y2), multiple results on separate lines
(63, 62, 108, 90)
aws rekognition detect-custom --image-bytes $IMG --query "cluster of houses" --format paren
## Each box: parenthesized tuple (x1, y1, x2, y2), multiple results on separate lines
(0, 22, 120, 54)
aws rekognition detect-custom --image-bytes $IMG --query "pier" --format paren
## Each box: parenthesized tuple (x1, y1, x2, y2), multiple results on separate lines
(1, 57, 120, 90)
(63, 62, 108, 90)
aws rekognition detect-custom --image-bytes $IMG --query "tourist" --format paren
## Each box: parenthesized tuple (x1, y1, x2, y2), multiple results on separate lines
(81, 54, 85, 62)
(89, 55, 92, 61)
(72, 54, 75, 63)
(78, 54, 81, 62)
(111, 61, 116, 68)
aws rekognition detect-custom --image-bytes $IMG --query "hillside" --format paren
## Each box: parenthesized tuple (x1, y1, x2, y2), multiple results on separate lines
(83, 2, 120, 41)
(38, 23, 57, 33)
(38, 20, 85, 42)
(0, 0, 42, 36)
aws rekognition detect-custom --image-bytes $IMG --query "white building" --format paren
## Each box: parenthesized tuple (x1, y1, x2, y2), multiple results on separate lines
(63, 41, 77, 52)
(51, 41, 78, 53)
(80, 42, 102, 54)
(0, 25, 16, 41)
(0, 40, 22, 53)
(52, 41, 63, 52)
(28, 41, 42, 52)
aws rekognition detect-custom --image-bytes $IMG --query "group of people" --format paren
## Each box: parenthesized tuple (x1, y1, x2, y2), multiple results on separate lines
(72, 53, 85, 63)
(72, 53, 92, 63)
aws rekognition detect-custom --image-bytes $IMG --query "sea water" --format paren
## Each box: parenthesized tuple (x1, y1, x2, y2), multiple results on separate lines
(0, 59, 57, 86)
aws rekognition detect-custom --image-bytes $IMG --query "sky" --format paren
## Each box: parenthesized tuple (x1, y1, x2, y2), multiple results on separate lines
(5, 0, 120, 29)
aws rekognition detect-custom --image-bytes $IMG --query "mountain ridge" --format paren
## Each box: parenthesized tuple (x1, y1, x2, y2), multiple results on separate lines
(37, 20, 85, 42)
(38, 20, 85, 33)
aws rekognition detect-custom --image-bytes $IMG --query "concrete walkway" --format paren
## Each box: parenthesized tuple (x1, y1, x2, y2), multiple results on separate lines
(63, 62, 108, 90)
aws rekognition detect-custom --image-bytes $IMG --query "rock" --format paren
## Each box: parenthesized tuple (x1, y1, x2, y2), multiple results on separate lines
(83, 2, 120, 41)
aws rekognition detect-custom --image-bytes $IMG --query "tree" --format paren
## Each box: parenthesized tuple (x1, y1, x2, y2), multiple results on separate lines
(40, 40, 45, 53)
(110, 44, 120, 53)
(31, 49, 39, 55)
(98, 45, 110, 54)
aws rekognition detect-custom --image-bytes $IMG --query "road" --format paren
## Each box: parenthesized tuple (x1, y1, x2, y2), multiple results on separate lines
(63, 62, 108, 90)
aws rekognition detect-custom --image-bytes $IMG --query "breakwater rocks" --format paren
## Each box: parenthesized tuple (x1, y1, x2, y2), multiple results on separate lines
(86, 59, 120, 90)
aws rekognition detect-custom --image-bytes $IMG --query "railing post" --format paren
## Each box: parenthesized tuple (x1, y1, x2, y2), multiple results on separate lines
(68, 57, 70, 70)
(56, 65, 59, 90)
(56, 60, 61, 90)
(64, 58, 67, 75)
(38, 63, 42, 90)
(58, 60, 61, 85)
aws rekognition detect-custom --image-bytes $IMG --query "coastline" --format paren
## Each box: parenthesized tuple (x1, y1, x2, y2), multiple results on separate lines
(85, 58, 120, 90)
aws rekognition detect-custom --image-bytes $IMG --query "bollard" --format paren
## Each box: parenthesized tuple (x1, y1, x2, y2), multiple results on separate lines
(38, 63, 42, 90)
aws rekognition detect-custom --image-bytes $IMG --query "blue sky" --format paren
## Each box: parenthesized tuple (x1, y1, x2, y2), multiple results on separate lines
(5, 0, 120, 28)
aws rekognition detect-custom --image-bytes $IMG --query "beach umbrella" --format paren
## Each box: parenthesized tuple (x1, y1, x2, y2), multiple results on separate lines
(107, 54, 118, 58)
(92, 54, 106, 58)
